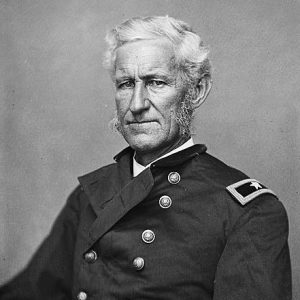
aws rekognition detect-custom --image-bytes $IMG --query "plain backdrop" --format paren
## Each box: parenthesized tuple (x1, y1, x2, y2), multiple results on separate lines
(1, 0, 299, 297)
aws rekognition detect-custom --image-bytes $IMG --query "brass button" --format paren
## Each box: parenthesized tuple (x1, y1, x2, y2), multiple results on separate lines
(77, 291, 87, 300)
(168, 172, 180, 184)
(133, 257, 144, 270)
(159, 195, 172, 208)
(84, 250, 97, 263)
(142, 229, 155, 243)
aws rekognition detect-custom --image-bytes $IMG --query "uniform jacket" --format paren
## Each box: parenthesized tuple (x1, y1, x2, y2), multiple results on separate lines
(0, 144, 292, 300)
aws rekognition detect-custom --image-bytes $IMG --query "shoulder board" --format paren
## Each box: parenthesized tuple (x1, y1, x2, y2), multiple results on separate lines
(226, 178, 277, 205)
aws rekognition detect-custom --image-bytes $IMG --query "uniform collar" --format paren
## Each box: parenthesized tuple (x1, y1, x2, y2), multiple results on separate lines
(113, 143, 207, 170)
(80, 143, 206, 195)
(151, 143, 207, 168)
(133, 138, 195, 177)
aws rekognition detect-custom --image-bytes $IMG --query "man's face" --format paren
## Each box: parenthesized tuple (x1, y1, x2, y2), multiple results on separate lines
(114, 39, 187, 158)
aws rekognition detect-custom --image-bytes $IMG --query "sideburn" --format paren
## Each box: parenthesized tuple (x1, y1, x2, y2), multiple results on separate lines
(175, 87, 197, 136)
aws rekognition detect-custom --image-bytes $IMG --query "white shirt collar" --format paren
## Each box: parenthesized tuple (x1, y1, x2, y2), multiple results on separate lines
(133, 137, 194, 177)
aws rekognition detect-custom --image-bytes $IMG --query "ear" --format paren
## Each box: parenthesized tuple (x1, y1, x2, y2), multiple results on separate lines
(192, 74, 212, 108)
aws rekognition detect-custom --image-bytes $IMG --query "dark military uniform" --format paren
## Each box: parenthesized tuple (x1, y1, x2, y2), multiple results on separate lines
(0, 145, 292, 299)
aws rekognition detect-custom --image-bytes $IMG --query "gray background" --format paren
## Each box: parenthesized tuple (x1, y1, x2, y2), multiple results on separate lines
(1, 0, 299, 297)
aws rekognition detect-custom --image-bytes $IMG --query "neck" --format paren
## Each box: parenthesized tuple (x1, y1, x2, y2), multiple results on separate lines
(135, 135, 190, 166)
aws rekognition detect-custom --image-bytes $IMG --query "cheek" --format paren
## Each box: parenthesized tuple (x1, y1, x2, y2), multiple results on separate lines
(158, 105, 179, 134)
(116, 89, 132, 102)
(115, 95, 130, 118)
(115, 99, 122, 112)
(160, 96, 181, 119)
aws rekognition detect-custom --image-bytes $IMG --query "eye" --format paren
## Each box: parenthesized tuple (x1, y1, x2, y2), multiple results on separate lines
(118, 81, 134, 89)
(147, 80, 166, 87)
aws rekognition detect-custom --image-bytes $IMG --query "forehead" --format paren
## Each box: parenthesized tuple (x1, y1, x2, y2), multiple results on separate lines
(115, 39, 176, 77)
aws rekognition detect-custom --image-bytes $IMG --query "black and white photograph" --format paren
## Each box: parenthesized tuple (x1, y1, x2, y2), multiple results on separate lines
(0, 1, 299, 299)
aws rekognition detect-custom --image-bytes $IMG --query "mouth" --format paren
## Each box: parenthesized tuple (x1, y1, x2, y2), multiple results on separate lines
(127, 120, 157, 125)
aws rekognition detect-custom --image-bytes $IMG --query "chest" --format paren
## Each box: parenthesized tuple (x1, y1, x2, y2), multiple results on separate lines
(99, 181, 226, 268)
(73, 169, 228, 299)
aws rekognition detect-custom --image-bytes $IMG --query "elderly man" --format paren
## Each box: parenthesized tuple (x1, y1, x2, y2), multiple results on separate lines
(0, 16, 291, 300)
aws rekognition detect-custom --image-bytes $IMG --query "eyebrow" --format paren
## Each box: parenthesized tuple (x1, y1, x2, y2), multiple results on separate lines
(144, 74, 176, 84)
(115, 72, 176, 82)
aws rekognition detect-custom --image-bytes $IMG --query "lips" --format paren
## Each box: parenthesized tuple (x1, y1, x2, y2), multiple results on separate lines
(127, 120, 157, 125)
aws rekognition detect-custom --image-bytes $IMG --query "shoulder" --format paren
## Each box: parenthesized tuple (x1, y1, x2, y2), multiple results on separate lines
(191, 152, 287, 227)
(193, 152, 249, 186)
(193, 152, 278, 204)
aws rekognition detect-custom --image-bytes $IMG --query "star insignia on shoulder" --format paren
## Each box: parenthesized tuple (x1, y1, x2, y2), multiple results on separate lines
(249, 181, 262, 190)
(226, 179, 277, 205)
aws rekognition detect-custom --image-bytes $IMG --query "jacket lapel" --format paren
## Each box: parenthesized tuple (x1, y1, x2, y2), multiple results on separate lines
(89, 167, 154, 243)
(77, 147, 133, 214)
(78, 148, 154, 248)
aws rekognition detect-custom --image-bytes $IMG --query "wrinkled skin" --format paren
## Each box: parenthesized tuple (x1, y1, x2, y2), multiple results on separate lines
(114, 39, 189, 165)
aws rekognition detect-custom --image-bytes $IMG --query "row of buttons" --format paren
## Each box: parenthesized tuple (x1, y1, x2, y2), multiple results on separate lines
(78, 172, 181, 298)
(132, 229, 156, 271)
(132, 172, 180, 272)
(79, 251, 97, 298)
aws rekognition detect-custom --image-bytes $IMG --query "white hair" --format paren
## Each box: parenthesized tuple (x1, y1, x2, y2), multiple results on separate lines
(106, 16, 212, 137)
(104, 15, 211, 85)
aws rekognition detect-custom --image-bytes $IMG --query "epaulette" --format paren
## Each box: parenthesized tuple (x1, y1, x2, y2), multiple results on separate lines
(226, 178, 277, 205)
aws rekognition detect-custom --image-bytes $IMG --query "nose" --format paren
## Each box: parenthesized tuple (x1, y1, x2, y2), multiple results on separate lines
(129, 82, 150, 114)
